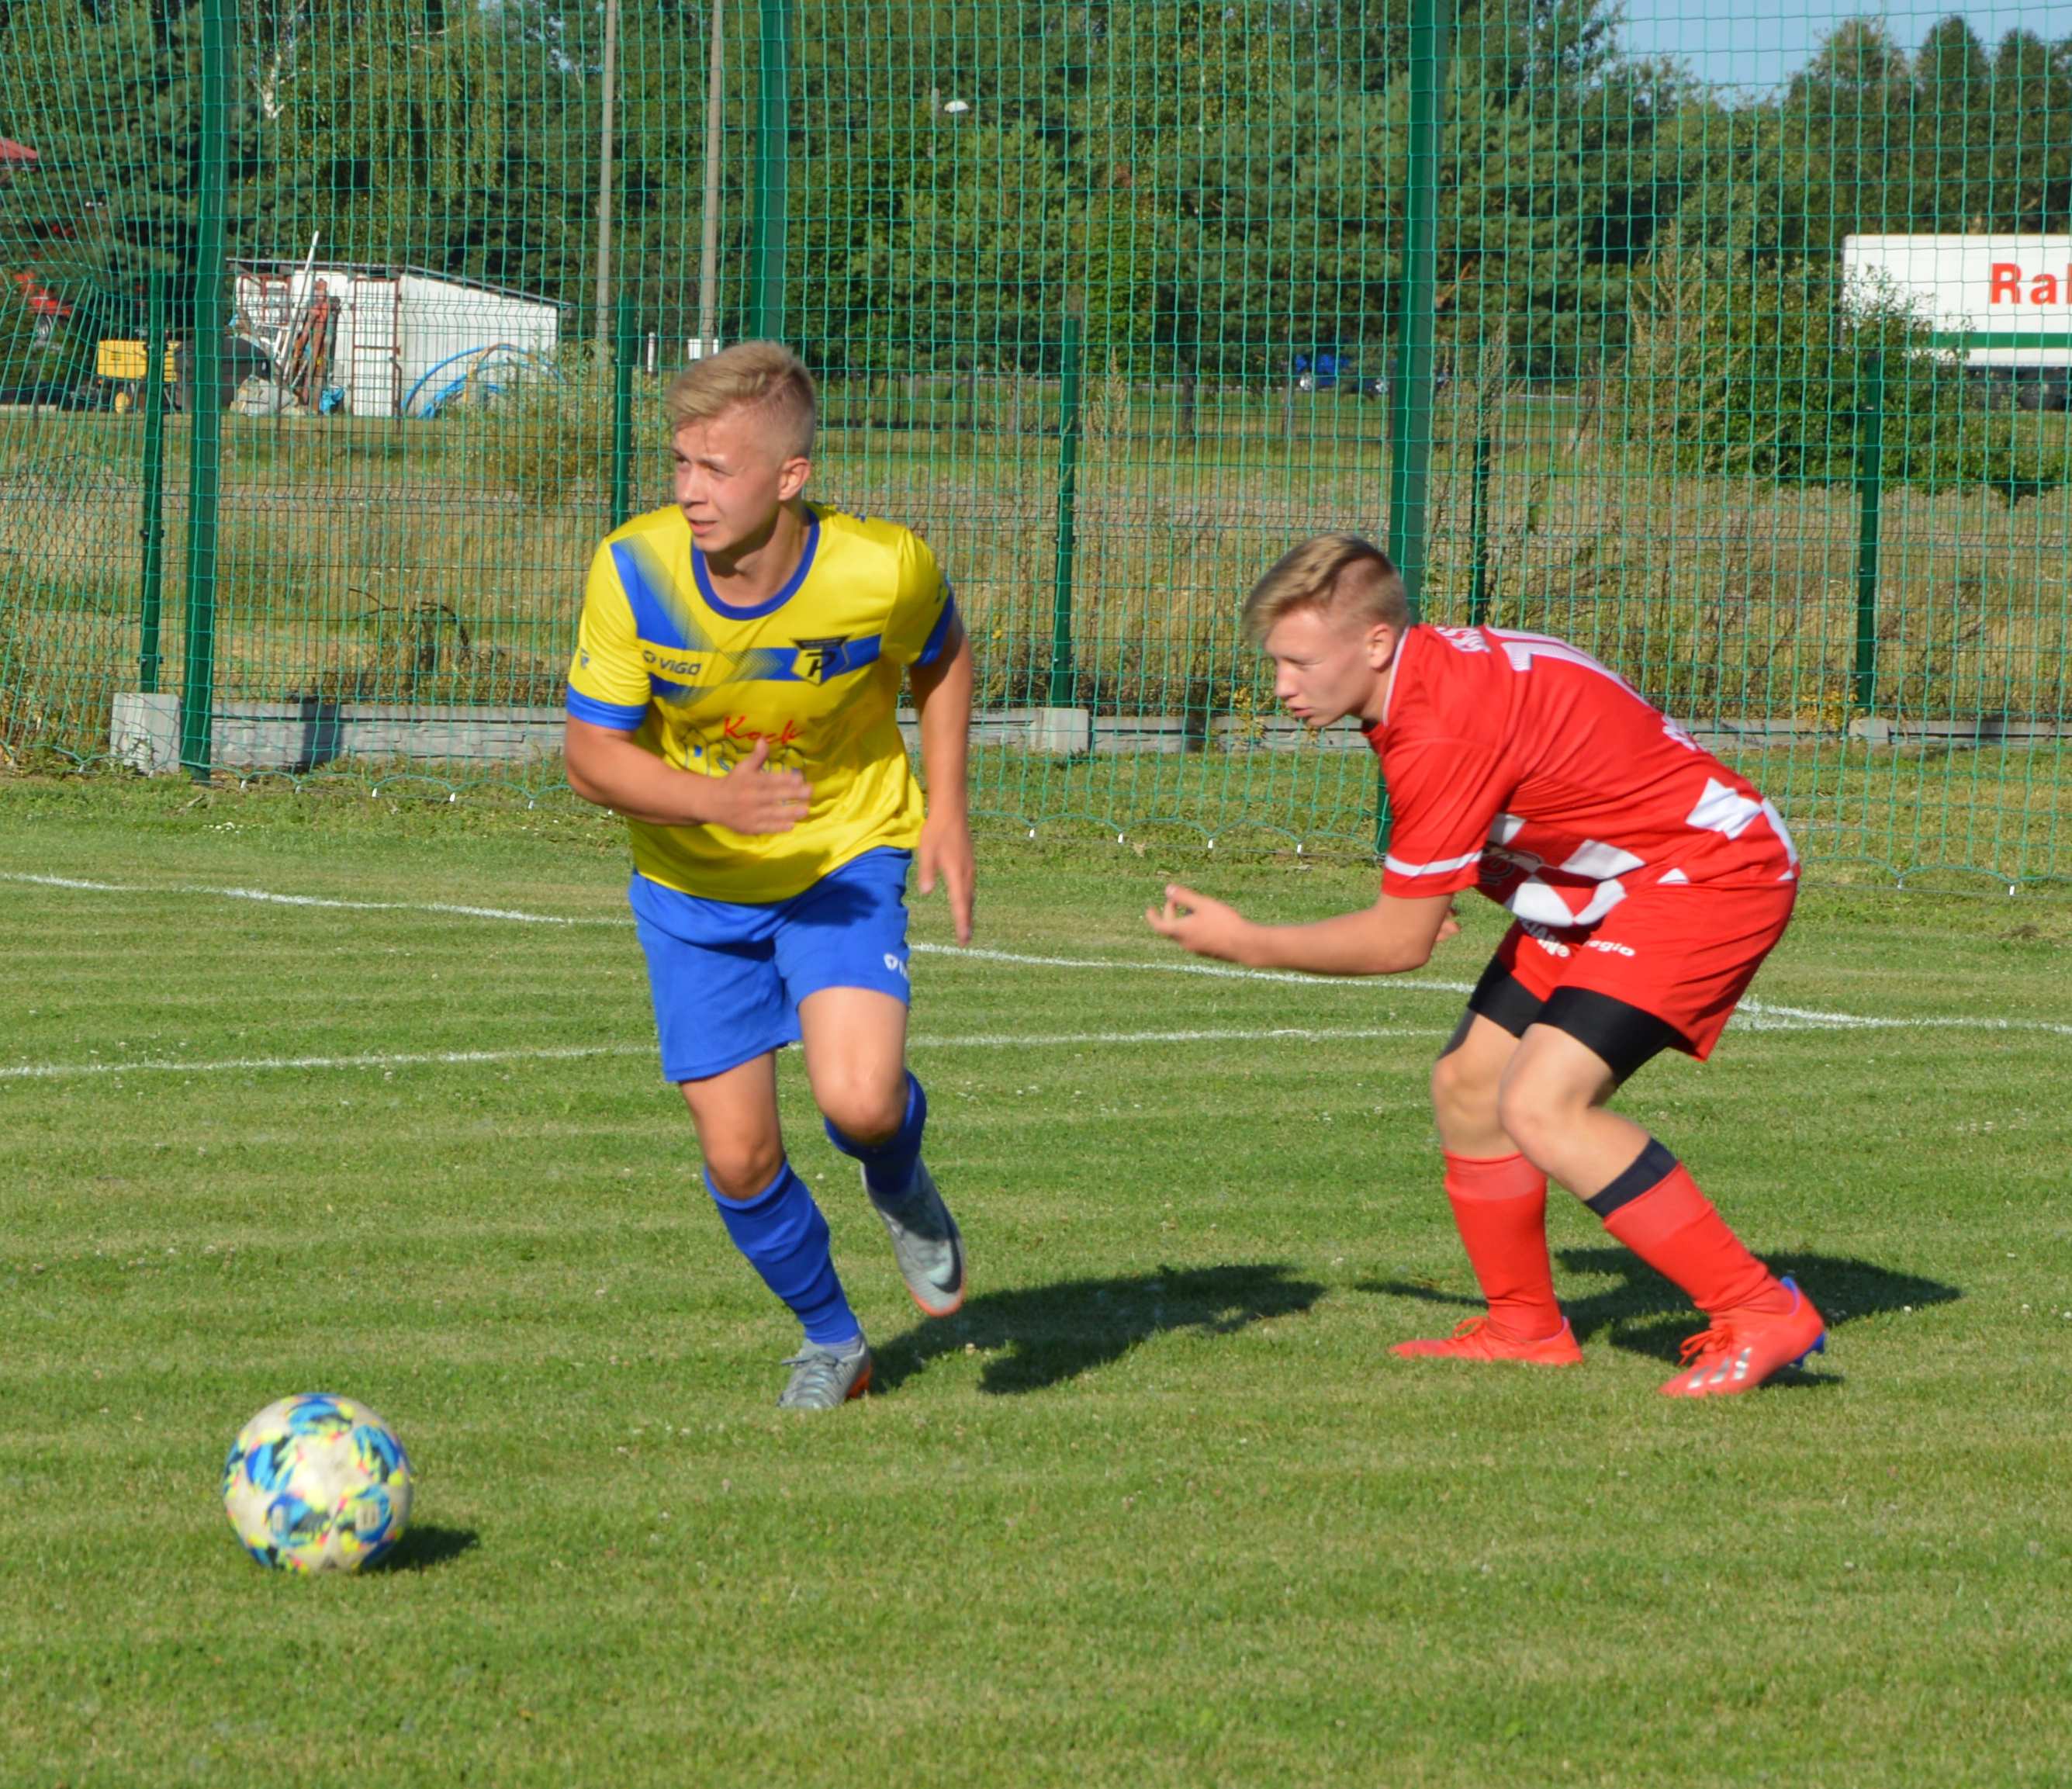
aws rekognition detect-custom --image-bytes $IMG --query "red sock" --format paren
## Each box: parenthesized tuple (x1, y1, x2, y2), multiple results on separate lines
(1591, 1141, 1789, 1317)
(1444, 1151, 1565, 1342)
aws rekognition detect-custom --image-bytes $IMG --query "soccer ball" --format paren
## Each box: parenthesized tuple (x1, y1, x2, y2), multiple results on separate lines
(221, 1393, 413, 1573)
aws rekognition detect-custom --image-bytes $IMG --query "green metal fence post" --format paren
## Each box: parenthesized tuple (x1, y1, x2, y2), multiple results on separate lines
(1046, 299, 1084, 708)
(749, 0, 790, 341)
(1853, 351, 1886, 715)
(178, 0, 232, 778)
(139, 265, 168, 694)
(611, 287, 636, 530)
(1380, 0, 1452, 850)
(1467, 427, 1493, 628)
(1386, 0, 1453, 625)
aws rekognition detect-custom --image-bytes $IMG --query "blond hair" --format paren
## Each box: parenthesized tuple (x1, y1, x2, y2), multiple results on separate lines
(1242, 533, 1409, 638)
(663, 340, 817, 461)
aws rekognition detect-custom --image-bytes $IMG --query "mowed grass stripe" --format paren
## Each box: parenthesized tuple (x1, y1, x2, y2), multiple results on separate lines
(5, 864, 2070, 1040)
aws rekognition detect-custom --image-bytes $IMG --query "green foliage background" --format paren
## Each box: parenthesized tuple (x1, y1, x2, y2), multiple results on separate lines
(4, 1, 2070, 383)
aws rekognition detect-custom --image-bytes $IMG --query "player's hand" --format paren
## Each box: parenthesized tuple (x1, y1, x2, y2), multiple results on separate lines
(1145, 883, 1252, 963)
(918, 808, 975, 944)
(705, 737, 811, 834)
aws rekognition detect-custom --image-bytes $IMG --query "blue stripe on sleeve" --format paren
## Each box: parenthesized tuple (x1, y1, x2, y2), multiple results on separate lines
(566, 685, 649, 730)
(914, 593, 960, 667)
(611, 540, 697, 649)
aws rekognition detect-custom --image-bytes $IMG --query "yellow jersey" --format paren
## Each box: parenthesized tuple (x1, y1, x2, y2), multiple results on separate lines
(566, 501, 956, 902)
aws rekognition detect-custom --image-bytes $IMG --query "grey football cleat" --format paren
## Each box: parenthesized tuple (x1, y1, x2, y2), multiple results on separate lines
(866, 1159, 967, 1317)
(776, 1336, 873, 1410)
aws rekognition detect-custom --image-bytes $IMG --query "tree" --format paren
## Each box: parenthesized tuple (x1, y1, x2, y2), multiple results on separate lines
(1773, 19, 1915, 260)
(1624, 225, 2064, 496)
(259, 0, 588, 296)
(1913, 16, 1994, 230)
(849, 116, 1076, 372)
(1984, 29, 2072, 231)
(0, 0, 208, 329)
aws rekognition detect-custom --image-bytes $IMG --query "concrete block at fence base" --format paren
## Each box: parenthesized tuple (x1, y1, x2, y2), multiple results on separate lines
(1209, 715, 1368, 754)
(204, 701, 566, 772)
(110, 692, 180, 775)
(1027, 707, 1092, 755)
(1848, 715, 1894, 747)
(896, 708, 1049, 753)
(1091, 715, 1195, 756)
(898, 709, 1188, 756)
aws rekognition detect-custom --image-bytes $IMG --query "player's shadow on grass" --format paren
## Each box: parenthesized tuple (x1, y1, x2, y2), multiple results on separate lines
(1361, 1250, 1960, 1365)
(371, 1524, 481, 1573)
(872, 1262, 1324, 1395)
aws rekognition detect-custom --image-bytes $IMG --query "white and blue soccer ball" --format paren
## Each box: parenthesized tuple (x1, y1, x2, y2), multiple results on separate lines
(221, 1394, 413, 1573)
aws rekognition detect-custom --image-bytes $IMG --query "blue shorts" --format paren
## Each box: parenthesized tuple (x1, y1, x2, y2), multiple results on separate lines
(628, 848, 914, 1083)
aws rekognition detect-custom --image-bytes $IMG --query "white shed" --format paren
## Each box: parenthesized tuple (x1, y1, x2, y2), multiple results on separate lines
(232, 261, 563, 417)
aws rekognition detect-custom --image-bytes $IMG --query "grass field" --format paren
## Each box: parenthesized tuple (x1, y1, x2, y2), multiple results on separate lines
(3, 777, 2070, 1787)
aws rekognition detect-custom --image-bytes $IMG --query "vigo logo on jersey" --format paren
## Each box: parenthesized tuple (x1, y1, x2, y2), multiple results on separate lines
(641, 646, 707, 681)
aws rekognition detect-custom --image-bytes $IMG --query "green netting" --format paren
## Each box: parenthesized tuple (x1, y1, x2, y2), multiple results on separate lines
(2, 1, 2069, 881)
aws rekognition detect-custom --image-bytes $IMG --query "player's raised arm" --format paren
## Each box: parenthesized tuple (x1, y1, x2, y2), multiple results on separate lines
(1146, 884, 1458, 974)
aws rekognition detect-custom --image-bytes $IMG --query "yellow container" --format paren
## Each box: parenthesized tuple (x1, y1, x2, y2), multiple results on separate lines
(96, 339, 178, 381)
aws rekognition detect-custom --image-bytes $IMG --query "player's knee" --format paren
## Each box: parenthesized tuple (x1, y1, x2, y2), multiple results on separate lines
(1494, 1076, 1574, 1167)
(701, 1137, 787, 1202)
(815, 1073, 905, 1147)
(1430, 1047, 1498, 1130)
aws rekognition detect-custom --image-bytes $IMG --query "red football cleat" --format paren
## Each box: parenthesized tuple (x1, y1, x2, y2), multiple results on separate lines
(1392, 1316, 1585, 1365)
(1659, 1276, 1826, 1398)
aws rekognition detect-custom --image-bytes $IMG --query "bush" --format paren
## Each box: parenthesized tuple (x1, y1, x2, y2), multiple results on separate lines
(1621, 230, 2068, 498)
(462, 344, 669, 507)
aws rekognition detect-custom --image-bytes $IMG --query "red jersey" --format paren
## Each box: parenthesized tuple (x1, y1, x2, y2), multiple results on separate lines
(1368, 626, 1798, 928)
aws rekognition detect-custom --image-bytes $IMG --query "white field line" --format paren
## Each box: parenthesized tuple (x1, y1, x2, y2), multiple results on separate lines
(0, 1028, 1444, 1083)
(0, 870, 1468, 991)
(910, 940, 1477, 998)
(6, 870, 2069, 1041)
(1734, 1002, 2072, 1036)
(0, 872, 605, 926)
(0, 1044, 642, 1081)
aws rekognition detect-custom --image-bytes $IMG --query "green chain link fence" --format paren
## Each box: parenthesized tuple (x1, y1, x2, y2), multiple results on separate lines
(2, 1, 2069, 881)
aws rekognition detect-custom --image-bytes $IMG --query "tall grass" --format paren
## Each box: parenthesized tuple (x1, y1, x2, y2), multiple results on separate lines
(4, 380, 2070, 763)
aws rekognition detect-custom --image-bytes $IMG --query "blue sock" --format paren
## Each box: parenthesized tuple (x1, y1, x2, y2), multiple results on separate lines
(705, 1162, 860, 1348)
(824, 1071, 928, 1202)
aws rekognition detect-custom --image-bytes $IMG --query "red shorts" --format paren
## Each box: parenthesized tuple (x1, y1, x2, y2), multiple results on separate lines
(1489, 878, 1797, 1060)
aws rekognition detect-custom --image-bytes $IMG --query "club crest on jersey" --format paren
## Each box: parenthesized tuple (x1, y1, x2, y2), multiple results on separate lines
(792, 636, 853, 683)
(1482, 845, 1544, 881)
